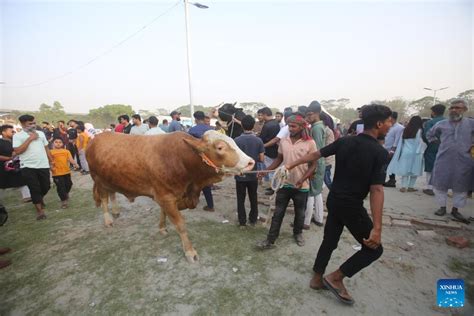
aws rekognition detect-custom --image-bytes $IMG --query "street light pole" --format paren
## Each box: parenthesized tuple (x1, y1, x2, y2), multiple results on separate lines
(423, 87, 449, 106)
(183, 1, 208, 121)
(184, 0, 194, 119)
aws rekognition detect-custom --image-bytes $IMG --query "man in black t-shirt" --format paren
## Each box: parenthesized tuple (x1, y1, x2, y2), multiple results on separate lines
(287, 104, 392, 305)
(258, 107, 280, 194)
(347, 107, 364, 135)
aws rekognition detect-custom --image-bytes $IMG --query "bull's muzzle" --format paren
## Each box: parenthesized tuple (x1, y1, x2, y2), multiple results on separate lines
(242, 158, 255, 173)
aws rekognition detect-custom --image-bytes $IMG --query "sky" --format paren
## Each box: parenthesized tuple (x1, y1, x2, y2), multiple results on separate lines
(0, 0, 472, 114)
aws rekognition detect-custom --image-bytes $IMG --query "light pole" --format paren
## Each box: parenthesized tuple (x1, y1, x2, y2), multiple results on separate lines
(184, 0, 208, 121)
(424, 87, 449, 106)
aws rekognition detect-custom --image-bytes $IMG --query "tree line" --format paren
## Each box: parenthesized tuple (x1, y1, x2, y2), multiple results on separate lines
(6, 89, 473, 128)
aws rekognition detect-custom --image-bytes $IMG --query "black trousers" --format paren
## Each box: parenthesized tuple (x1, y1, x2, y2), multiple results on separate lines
(21, 168, 51, 205)
(313, 195, 383, 278)
(236, 180, 258, 225)
(267, 187, 308, 243)
(67, 141, 80, 169)
(53, 174, 73, 201)
(202, 186, 214, 208)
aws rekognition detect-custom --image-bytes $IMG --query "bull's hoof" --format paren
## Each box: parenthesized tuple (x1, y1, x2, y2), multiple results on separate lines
(159, 228, 168, 236)
(112, 213, 120, 219)
(185, 251, 199, 263)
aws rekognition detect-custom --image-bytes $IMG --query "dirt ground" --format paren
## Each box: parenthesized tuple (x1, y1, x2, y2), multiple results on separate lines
(0, 172, 473, 315)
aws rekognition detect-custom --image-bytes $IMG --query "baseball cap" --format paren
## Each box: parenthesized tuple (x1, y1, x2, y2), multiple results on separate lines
(307, 100, 321, 113)
(170, 110, 181, 116)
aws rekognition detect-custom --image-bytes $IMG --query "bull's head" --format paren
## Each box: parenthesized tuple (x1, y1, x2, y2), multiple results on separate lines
(184, 130, 255, 174)
(218, 102, 242, 123)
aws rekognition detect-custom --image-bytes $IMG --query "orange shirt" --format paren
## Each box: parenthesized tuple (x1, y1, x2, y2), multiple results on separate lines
(278, 137, 317, 190)
(76, 132, 90, 151)
(50, 149, 72, 176)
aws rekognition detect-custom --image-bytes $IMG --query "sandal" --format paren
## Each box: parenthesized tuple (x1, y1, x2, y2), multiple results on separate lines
(323, 278, 355, 305)
(36, 214, 47, 221)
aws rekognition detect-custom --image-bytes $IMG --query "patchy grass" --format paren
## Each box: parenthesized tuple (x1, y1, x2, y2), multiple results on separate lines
(448, 258, 474, 305)
(0, 187, 321, 315)
(2, 179, 473, 315)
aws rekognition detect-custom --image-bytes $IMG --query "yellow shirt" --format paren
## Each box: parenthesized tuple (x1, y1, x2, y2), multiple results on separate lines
(76, 132, 90, 151)
(50, 149, 72, 176)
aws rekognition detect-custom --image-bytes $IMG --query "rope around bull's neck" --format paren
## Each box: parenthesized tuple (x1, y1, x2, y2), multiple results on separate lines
(199, 151, 288, 191)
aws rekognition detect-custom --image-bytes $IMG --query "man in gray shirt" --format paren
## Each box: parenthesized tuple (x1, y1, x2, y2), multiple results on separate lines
(167, 111, 184, 133)
(130, 114, 149, 135)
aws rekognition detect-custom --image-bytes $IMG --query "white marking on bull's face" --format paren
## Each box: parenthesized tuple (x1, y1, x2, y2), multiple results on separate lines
(203, 130, 255, 173)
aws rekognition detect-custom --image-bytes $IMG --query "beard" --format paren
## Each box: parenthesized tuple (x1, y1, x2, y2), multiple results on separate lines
(449, 112, 463, 122)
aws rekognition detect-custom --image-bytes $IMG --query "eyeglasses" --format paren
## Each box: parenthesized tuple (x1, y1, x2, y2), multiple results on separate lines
(449, 106, 464, 110)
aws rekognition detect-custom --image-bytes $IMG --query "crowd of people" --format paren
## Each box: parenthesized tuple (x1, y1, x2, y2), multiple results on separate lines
(0, 101, 472, 306)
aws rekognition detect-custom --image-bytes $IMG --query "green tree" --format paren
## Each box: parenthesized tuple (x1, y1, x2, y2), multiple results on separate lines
(321, 98, 357, 124)
(88, 104, 134, 128)
(238, 102, 267, 116)
(173, 105, 214, 117)
(35, 101, 67, 125)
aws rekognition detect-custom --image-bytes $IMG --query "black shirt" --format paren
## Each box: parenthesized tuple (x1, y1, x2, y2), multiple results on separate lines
(0, 139, 24, 189)
(347, 119, 363, 135)
(123, 124, 132, 134)
(0, 138, 13, 171)
(67, 128, 78, 140)
(320, 133, 388, 206)
(259, 119, 280, 159)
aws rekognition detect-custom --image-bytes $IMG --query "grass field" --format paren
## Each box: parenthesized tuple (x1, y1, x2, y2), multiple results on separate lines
(1, 177, 473, 315)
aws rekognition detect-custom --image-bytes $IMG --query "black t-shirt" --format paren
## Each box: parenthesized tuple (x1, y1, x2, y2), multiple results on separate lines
(320, 133, 388, 206)
(259, 119, 280, 159)
(0, 139, 13, 171)
(0, 138, 25, 189)
(347, 119, 363, 135)
(67, 128, 78, 140)
(43, 128, 53, 141)
(123, 124, 132, 134)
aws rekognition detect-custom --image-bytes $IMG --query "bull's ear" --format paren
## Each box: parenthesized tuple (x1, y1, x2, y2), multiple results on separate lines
(183, 137, 206, 153)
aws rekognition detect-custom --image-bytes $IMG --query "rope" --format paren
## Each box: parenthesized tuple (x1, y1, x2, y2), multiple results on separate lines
(269, 166, 288, 191)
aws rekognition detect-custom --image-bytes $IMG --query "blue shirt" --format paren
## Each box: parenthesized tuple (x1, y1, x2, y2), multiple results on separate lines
(168, 120, 184, 133)
(188, 124, 213, 139)
(234, 132, 265, 182)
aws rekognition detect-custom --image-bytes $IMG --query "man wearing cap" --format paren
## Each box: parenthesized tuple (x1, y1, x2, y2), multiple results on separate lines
(188, 111, 216, 212)
(305, 101, 326, 228)
(168, 111, 184, 133)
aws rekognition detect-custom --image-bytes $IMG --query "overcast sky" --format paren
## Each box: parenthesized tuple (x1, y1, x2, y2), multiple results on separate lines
(0, 0, 472, 114)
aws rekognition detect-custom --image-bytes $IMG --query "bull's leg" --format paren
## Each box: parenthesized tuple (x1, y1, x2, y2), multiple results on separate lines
(158, 210, 168, 236)
(159, 199, 198, 263)
(110, 192, 120, 219)
(101, 193, 114, 227)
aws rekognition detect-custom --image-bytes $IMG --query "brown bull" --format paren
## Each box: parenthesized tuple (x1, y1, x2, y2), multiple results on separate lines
(86, 130, 254, 262)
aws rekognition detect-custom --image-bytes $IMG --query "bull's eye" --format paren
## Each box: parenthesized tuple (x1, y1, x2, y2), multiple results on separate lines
(214, 141, 227, 155)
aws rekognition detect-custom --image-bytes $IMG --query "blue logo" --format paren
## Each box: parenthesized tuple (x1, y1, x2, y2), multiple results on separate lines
(437, 279, 464, 308)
